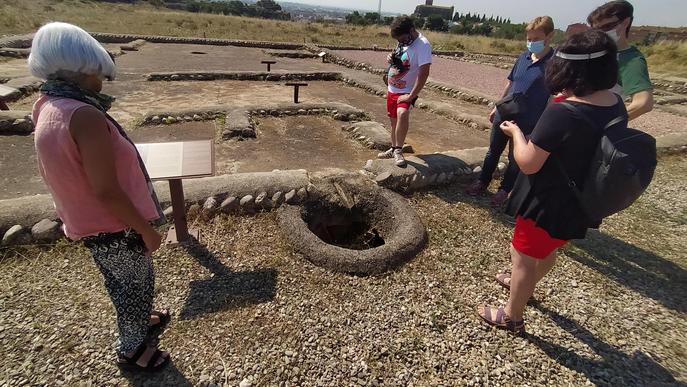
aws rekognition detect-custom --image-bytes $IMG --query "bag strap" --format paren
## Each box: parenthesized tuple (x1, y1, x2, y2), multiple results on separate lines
(550, 100, 627, 214)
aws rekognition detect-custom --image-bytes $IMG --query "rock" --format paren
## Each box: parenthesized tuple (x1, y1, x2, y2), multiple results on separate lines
(255, 191, 269, 208)
(239, 379, 252, 387)
(240, 195, 255, 213)
(2, 225, 25, 246)
(203, 197, 219, 217)
(375, 172, 392, 185)
(472, 166, 482, 174)
(163, 206, 174, 219)
(285, 189, 297, 204)
(296, 188, 308, 202)
(272, 191, 284, 206)
(150, 116, 161, 124)
(221, 196, 239, 213)
(497, 162, 507, 173)
(187, 203, 201, 218)
(31, 219, 61, 242)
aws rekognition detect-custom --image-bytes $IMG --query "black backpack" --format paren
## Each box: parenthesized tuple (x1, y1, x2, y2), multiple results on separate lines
(556, 102, 657, 221)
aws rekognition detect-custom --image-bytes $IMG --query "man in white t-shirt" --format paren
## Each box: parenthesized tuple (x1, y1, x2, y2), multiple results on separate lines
(378, 16, 432, 167)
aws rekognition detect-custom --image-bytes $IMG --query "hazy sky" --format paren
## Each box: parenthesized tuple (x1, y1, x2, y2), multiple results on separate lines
(291, 0, 685, 28)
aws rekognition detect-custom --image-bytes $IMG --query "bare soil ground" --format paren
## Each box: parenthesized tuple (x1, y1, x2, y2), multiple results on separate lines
(0, 133, 43, 199)
(334, 49, 511, 99)
(1, 154, 684, 386)
(113, 44, 331, 75)
(129, 116, 373, 175)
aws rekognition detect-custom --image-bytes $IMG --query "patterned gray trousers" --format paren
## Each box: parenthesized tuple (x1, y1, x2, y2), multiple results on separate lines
(83, 229, 154, 354)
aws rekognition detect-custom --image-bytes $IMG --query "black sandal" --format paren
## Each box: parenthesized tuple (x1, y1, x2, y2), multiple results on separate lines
(148, 309, 171, 335)
(117, 343, 170, 372)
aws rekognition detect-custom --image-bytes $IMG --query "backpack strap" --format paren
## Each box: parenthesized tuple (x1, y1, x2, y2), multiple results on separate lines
(551, 101, 627, 215)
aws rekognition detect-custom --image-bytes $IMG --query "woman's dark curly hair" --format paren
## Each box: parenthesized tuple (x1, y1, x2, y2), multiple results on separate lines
(546, 29, 619, 97)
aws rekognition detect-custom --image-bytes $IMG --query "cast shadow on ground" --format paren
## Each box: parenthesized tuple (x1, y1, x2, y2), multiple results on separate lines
(406, 153, 471, 176)
(120, 361, 192, 387)
(432, 185, 687, 314)
(178, 237, 278, 320)
(429, 180, 685, 382)
(526, 300, 680, 386)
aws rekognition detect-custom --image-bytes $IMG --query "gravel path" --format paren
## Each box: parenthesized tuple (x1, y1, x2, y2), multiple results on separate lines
(334, 50, 510, 99)
(1, 154, 685, 386)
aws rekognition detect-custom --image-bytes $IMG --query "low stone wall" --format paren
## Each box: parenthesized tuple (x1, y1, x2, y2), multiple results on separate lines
(306, 47, 495, 107)
(424, 81, 495, 106)
(2, 76, 43, 102)
(146, 71, 341, 82)
(0, 33, 34, 49)
(90, 32, 304, 50)
(0, 169, 312, 246)
(363, 147, 490, 192)
(139, 102, 369, 144)
(439, 52, 517, 70)
(0, 48, 30, 59)
(341, 121, 413, 152)
(317, 44, 465, 57)
(120, 39, 147, 51)
(0, 110, 33, 134)
(654, 79, 687, 95)
(265, 50, 318, 59)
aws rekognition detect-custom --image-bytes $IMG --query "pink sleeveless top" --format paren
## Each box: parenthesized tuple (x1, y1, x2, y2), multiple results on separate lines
(33, 95, 159, 240)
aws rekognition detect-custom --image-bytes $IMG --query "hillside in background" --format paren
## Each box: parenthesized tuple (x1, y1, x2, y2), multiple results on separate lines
(0, 0, 685, 77)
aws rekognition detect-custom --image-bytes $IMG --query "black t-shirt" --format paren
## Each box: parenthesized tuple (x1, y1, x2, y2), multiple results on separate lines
(505, 98, 628, 240)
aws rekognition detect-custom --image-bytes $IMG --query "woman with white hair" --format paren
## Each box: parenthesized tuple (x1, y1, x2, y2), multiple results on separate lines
(29, 22, 171, 371)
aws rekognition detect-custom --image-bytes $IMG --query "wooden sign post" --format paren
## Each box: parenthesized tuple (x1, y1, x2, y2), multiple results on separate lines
(285, 82, 308, 104)
(261, 60, 277, 72)
(136, 139, 215, 245)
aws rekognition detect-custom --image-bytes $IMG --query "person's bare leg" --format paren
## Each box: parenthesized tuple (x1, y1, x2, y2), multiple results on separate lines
(534, 252, 557, 283)
(389, 116, 398, 147)
(503, 244, 539, 322)
(395, 108, 410, 147)
(500, 251, 556, 287)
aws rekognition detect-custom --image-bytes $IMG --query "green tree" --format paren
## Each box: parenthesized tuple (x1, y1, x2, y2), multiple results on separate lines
(426, 14, 448, 31)
(256, 0, 281, 12)
(364, 12, 380, 24)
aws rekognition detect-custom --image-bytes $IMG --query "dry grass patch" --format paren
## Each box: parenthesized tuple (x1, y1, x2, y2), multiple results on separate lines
(0, 0, 522, 54)
(1, 155, 685, 385)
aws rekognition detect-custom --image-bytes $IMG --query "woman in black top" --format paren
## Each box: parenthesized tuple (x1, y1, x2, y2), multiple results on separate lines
(478, 30, 625, 333)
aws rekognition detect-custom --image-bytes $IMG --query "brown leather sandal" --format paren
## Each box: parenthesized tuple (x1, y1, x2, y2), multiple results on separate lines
(477, 305, 525, 334)
(495, 271, 511, 290)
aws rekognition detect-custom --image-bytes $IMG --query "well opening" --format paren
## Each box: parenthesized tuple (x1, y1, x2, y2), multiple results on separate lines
(303, 202, 385, 250)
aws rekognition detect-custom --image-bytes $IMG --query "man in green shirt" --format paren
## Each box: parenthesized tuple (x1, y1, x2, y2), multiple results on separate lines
(567, 1, 654, 120)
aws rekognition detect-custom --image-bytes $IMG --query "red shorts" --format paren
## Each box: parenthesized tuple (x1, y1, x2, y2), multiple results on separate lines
(512, 216, 568, 259)
(387, 92, 415, 118)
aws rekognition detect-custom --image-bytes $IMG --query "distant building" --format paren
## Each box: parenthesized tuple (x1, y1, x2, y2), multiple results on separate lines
(413, 0, 454, 21)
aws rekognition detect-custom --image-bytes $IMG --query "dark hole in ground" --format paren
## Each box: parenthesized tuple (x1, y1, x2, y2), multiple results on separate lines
(304, 203, 385, 250)
(190, 51, 208, 55)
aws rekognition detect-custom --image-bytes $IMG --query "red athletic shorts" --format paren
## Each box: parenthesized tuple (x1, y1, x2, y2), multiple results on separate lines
(387, 92, 416, 118)
(512, 216, 568, 259)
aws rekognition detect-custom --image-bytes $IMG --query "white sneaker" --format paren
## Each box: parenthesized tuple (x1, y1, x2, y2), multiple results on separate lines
(377, 147, 394, 159)
(394, 149, 406, 167)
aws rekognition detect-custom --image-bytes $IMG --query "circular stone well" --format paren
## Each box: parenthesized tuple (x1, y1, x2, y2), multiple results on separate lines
(278, 187, 427, 275)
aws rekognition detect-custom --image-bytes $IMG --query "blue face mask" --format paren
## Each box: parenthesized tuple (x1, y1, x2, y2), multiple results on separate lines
(527, 40, 546, 54)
